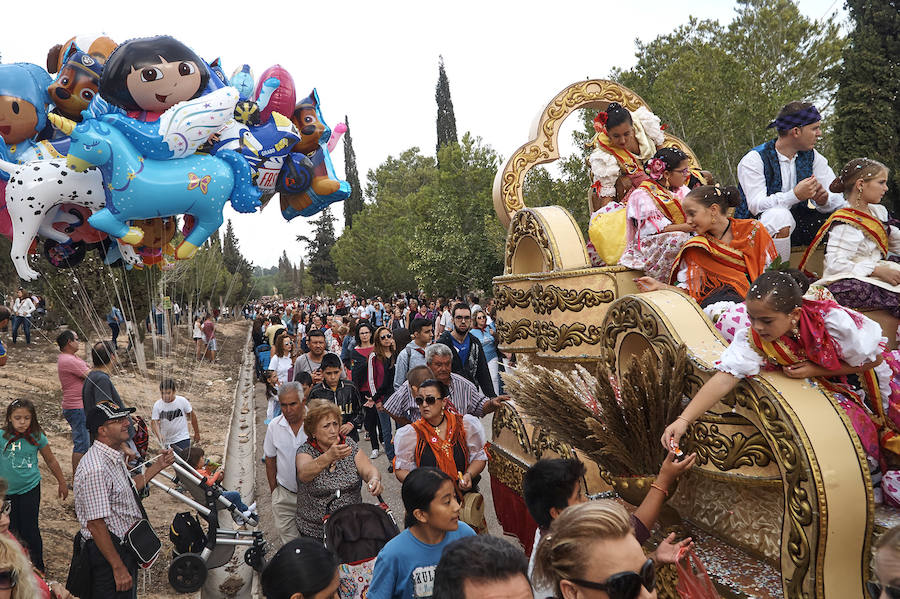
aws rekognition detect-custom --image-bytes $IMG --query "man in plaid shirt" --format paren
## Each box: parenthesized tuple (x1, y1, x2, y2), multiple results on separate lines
(74, 401, 174, 598)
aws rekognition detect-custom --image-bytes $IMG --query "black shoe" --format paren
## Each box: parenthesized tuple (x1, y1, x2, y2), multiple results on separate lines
(387, 465, 394, 473)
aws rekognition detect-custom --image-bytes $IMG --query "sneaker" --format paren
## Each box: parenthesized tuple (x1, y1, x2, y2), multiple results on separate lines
(370, 449, 379, 459)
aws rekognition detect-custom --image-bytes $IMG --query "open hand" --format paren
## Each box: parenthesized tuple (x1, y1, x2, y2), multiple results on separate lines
(635, 276, 666, 293)
(325, 442, 352, 463)
(658, 451, 697, 487)
(655, 532, 694, 565)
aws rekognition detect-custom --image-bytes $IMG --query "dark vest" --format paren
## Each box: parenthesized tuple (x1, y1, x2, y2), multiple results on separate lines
(736, 139, 824, 246)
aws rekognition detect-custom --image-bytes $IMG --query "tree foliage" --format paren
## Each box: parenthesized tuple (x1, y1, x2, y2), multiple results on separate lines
(612, 0, 845, 185)
(298, 207, 339, 289)
(435, 56, 458, 156)
(333, 136, 504, 296)
(342, 116, 365, 229)
(832, 0, 900, 211)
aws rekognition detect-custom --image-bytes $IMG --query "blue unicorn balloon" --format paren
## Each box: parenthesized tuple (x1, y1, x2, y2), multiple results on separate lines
(49, 97, 260, 259)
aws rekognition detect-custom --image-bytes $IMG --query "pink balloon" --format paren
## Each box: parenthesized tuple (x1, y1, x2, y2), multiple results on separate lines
(253, 65, 296, 123)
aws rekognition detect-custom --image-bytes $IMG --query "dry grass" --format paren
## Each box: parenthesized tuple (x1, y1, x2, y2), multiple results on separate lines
(505, 345, 688, 476)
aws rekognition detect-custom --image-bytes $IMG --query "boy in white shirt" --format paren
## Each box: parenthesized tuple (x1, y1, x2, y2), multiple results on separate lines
(151, 378, 200, 454)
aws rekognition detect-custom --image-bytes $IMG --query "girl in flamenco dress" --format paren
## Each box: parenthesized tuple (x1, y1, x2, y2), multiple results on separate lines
(618, 147, 694, 280)
(661, 271, 900, 504)
(798, 158, 900, 322)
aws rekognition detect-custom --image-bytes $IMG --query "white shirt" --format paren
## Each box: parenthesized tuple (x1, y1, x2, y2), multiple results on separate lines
(717, 306, 893, 407)
(737, 147, 846, 215)
(151, 395, 193, 445)
(393, 414, 488, 472)
(263, 414, 308, 492)
(267, 354, 293, 385)
(12, 297, 35, 317)
(528, 528, 553, 599)
(440, 310, 452, 331)
(818, 203, 900, 289)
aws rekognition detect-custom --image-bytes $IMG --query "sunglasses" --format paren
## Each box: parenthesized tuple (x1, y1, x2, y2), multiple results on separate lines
(567, 559, 655, 599)
(379, 334, 392, 340)
(0, 569, 17, 590)
(868, 581, 900, 599)
(414, 395, 441, 406)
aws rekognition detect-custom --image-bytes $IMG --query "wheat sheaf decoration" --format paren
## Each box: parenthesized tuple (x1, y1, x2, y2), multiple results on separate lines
(504, 344, 688, 476)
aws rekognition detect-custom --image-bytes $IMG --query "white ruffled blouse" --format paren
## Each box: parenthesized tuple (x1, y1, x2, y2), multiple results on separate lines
(393, 414, 488, 473)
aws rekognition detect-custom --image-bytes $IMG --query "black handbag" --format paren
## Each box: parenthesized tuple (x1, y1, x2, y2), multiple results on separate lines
(65, 532, 93, 599)
(122, 464, 162, 568)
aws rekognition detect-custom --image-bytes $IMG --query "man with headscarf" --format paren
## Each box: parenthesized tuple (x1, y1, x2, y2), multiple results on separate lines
(736, 101, 846, 261)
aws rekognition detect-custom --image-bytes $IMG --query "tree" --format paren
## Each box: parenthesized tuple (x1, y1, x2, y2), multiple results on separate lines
(298, 207, 339, 289)
(435, 56, 458, 156)
(411, 134, 505, 295)
(612, 0, 844, 185)
(342, 116, 365, 229)
(333, 149, 436, 296)
(832, 0, 900, 211)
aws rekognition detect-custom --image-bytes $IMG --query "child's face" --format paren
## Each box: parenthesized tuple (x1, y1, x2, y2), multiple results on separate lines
(301, 382, 311, 399)
(125, 58, 202, 112)
(323, 367, 341, 388)
(160, 388, 176, 402)
(0, 96, 39, 144)
(860, 170, 890, 205)
(746, 299, 798, 342)
(10, 408, 31, 434)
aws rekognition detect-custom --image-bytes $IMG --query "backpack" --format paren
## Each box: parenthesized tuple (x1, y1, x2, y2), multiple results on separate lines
(170, 511, 207, 555)
(132, 415, 149, 459)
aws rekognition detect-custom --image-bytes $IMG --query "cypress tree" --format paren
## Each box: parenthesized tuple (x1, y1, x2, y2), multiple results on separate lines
(832, 0, 900, 211)
(297, 207, 338, 288)
(342, 116, 364, 229)
(435, 56, 458, 155)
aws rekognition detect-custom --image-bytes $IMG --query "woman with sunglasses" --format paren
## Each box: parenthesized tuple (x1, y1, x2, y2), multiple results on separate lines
(618, 147, 694, 280)
(871, 525, 900, 599)
(354, 326, 397, 467)
(392, 380, 487, 495)
(533, 500, 656, 599)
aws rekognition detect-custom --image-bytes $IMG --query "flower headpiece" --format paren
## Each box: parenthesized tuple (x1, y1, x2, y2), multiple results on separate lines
(647, 158, 666, 180)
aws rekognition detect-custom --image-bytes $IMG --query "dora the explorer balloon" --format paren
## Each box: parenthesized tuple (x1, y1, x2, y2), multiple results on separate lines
(0, 63, 52, 162)
(99, 35, 209, 121)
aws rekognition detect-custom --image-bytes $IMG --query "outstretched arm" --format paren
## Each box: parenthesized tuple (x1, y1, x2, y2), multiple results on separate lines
(660, 371, 740, 450)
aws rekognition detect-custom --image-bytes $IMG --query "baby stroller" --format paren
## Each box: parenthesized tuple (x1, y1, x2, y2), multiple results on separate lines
(323, 492, 399, 599)
(148, 450, 267, 593)
(254, 343, 271, 381)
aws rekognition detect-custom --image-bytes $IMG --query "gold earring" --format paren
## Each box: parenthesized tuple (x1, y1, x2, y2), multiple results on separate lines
(791, 320, 799, 337)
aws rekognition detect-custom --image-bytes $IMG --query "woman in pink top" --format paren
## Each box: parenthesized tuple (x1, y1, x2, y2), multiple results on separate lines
(55, 330, 90, 477)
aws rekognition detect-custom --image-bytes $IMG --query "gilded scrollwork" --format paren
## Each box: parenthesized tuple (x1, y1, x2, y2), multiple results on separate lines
(496, 317, 605, 353)
(532, 429, 575, 460)
(599, 293, 817, 597)
(686, 422, 775, 471)
(504, 210, 555, 273)
(492, 402, 532, 455)
(501, 145, 549, 215)
(494, 283, 614, 314)
(487, 444, 528, 496)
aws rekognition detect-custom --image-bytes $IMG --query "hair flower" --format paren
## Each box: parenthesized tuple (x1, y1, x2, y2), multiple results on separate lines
(647, 158, 666, 180)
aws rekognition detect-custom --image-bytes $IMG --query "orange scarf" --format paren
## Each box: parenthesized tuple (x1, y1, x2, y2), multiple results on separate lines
(637, 180, 686, 224)
(670, 219, 776, 304)
(798, 208, 889, 273)
(412, 411, 469, 485)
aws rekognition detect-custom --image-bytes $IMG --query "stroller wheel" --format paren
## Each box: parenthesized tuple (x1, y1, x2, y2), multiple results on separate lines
(169, 553, 208, 593)
(244, 545, 265, 570)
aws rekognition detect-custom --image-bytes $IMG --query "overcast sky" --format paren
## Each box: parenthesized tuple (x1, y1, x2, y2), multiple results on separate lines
(3, 0, 843, 268)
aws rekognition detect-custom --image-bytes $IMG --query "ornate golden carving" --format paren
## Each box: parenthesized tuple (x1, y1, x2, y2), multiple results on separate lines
(505, 210, 555, 272)
(495, 318, 605, 353)
(494, 283, 615, 314)
(501, 145, 549, 215)
(487, 444, 528, 496)
(655, 563, 680, 599)
(492, 402, 532, 455)
(532, 429, 575, 460)
(600, 294, 816, 596)
(686, 422, 775, 471)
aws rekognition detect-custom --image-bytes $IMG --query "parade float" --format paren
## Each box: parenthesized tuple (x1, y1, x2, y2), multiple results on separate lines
(487, 79, 900, 598)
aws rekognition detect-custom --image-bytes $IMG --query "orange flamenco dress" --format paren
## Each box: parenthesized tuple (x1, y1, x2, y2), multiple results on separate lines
(669, 218, 777, 307)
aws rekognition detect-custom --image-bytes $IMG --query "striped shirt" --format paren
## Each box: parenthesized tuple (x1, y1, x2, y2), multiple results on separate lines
(74, 440, 143, 540)
(384, 373, 488, 422)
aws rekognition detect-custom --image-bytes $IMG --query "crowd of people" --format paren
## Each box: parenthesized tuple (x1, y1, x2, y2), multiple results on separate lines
(0, 97, 896, 598)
